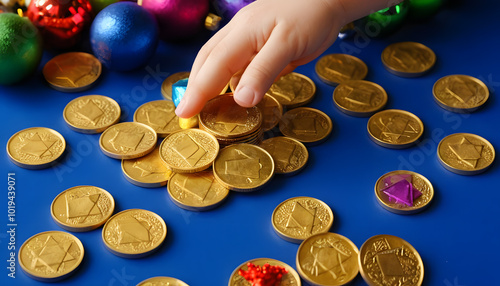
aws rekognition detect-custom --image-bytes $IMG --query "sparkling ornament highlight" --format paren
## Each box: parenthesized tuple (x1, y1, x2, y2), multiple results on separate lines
(140, 0, 209, 41)
(212, 0, 254, 23)
(90, 2, 159, 71)
(0, 12, 42, 85)
(27, 0, 93, 49)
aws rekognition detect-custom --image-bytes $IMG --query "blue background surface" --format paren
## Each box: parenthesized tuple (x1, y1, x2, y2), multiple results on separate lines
(1, 1, 499, 285)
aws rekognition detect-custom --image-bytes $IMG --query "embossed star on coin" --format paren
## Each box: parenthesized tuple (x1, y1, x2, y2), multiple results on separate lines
(367, 109, 423, 148)
(279, 107, 333, 145)
(315, 53, 368, 86)
(43, 52, 102, 92)
(168, 170, 230, 211)
(51, 186, 115, 232)
(272, 197, 333, 243)
(7, 127, 66, 169)
(333, 80, 388, 117)
(122, 146, 172, 188)
(433, 75, 489, 113)
(99, 122, 157, 159)
(213, 143, 275, 192)
(296, 232, 359, 286)
(159, 129, 219, 173)
(266, 72, 316, 108)
(63, 95, 121, 133)
(134, 100, 182, 137)
(359, 234, 424, 286)
(260, 137, 308, 175)
(102, 209, 167, 258)
(438, 133, 495, 175)
(19, 231, 84, 282)
(381, 41, 436, 77)
(228, 258, 301, 286)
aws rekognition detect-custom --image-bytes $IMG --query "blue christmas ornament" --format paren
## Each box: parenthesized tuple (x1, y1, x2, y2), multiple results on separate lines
(172, 78, 188, 107)
(90, 2, 159, 71)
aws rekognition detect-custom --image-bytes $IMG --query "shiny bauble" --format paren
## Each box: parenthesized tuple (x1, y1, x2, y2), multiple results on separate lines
(408, 0, 444, 20)
(140, 0, 208, 41)
(90, 2, 159, 71)
(0, 13, 42, 85)
(88, 0, 118, 13)
(212, 0, 254, 23)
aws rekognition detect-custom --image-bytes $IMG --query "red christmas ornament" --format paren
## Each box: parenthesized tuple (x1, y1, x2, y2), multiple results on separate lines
(27, 0, 93, 49)
(140, 0, 209, 41)
(238, 263, 288, 286)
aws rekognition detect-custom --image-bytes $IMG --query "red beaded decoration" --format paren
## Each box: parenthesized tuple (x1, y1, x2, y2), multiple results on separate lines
(27, 0, 93, 49)
(238, 262, 288, 286)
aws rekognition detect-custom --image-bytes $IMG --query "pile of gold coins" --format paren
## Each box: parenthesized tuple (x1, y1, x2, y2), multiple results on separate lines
(5, 37, 496, 285)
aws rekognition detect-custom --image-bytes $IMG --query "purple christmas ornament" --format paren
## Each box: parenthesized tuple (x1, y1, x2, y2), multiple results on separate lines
(212, 0, 255, 22)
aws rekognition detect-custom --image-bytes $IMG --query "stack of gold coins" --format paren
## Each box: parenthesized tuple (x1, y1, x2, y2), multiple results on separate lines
(198, 94, 263, 148)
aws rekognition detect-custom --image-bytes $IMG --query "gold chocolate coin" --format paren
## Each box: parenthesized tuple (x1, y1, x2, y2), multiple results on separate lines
(381, 41, 436, 77)
(19, 231, 84, 282)
(102, 209, 167, 258)
(315, 53, 368, 86)
(296, 232, 359, 286)
(272, 196, 333, 243)
(433, 75, 489, 113)
(43, 52, 102, 92)
(159, 129, 219, 173)
(122, 146, 172, 188)
(367, 109, 423, 149)
(161, 71, 190, 101)
(99, 122, 157, 159)
(63, 95, 121, 134)
(256, 94, 283, 132)
(260, 137, 308, 175)
(213, 143, 274, 192)
(437, 133, 495, 175)
(374, 170, 434, 214)
(228, 258, 301, 286)
(137, 276, 189, 286)
(279, 107, 332, 145)
(199, 94, 262, 139)
(51, 186, 115, 232)
(168, 170, 230, 211)
(134, 100, 182, 137)
(7, 127, 66, 169)
(266, 72, 316, 108)
(359, 234, 424, 286)
(333, 80, 388, 117)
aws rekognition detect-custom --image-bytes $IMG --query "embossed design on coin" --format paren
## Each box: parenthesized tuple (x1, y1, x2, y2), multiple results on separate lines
(63, 95, 121, 133)
(256, 94, 283, 132)
(213, 144, 274, 192)
(375, 171, 434, 214)
(272, 197, 333, 243)
(333, 80, 388, 117)
(51, 186, 115, 232)
(433, 75, 489, 113)
(266, 72, 316, 108)
(102, 209, 166, 258)
(296, 232, 359, 286)
(280, 107, 332, 145)
(260, 137, 308, 175)
(229, 258, 301, 286)
(437, 133, 495, 175)
(7, 127, 66, 169)
(160, 129, 219, 173)
(134, 100, 181, 137)
(43, 52, 102, 92)
(367, 109, 423, 148)
(315, 53, 368, 86)
(359, 234, 424, 286)
(122, 146, 172, 188)
(99, 122, 157, 159)
(168, 171, 229, 211)
(19, 231, 84, 281)
(137, 276, 189, 286)
(381, 42, 435, 77)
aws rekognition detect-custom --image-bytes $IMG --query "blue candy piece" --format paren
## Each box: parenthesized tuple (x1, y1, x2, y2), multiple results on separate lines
(172, 78, 189, 107)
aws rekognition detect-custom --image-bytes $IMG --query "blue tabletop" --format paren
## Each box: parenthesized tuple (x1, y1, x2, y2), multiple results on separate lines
(1, 1, 499, 285)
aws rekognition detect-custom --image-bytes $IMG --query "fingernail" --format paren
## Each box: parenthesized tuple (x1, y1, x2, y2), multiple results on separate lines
(175, 98, 187, 117)
(235, 86, 257, 107)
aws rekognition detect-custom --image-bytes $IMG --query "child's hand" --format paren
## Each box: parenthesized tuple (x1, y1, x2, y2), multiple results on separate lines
(175, 0, 391, 118)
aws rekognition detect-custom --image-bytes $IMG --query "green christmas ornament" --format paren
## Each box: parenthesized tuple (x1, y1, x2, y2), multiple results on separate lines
(359, 0, 410, 37)
(0, 13, 42, 85)
(408, 0, 444, 20)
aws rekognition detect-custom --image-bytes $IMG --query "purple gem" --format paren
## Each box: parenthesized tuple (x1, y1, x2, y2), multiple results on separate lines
(381, 175, 423, 207)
